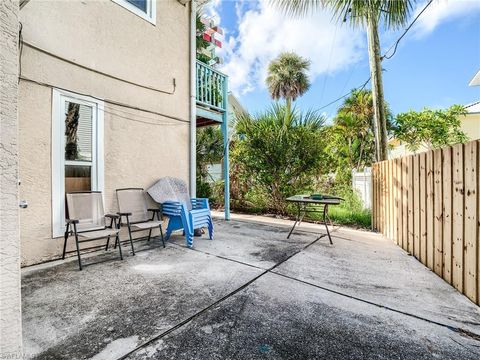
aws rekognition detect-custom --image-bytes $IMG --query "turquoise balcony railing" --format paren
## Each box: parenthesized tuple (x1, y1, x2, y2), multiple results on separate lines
(196, 60, 227, 112)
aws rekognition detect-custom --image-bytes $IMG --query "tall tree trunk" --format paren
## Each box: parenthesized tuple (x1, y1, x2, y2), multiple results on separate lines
(285, 97, 292, 121)
(357, 143, 364, 170)
(366, 13, 388, 161)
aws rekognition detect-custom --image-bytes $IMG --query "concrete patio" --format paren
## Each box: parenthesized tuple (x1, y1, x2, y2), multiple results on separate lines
(22, 213, 480, 359)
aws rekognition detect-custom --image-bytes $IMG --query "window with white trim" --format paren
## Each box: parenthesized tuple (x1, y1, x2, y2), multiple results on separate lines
(52, 89, 104, 238)
(112, 0, 156, 24)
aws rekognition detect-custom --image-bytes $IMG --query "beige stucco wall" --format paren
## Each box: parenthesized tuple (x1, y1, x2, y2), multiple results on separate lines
(0, 0, 23, 354)
(461, 113, 480, 141)
(18, 0, 191, 266)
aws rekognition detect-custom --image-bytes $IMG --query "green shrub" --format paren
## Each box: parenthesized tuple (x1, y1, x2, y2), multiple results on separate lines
(234, 104, 326, 214)
(196, 178, 213, 200)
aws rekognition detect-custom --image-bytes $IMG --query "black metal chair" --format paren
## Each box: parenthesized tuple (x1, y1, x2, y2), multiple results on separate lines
(116, 188, 165, 255)
(62, 191, 122, 270)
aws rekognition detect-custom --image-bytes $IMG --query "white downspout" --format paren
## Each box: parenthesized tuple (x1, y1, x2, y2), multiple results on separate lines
(189, 0, 197, 197)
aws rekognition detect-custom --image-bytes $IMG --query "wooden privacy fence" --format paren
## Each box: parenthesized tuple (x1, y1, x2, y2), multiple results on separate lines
(372, 139, 480, 305)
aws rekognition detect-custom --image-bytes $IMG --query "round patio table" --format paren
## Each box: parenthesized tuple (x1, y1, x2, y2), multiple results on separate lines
(286, 195, 343, 244)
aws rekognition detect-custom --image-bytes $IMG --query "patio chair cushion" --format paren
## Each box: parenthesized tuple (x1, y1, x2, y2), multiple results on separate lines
(77, 228, 119, 239)
(130, 220, 163, 230)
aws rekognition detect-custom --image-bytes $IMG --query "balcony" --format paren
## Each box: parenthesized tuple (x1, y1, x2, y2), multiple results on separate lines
(196, 60, 228, 127)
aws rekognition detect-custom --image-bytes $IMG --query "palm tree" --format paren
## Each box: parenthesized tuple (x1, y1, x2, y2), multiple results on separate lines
(266, 52, 311, 117)
(273, 0, 416, 161)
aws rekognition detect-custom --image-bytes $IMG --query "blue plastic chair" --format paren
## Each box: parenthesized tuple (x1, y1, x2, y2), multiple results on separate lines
(162, 198, 213, 248)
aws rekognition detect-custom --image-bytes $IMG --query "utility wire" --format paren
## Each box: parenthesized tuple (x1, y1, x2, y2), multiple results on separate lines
(337, 64, 356, 98)
(19, 76, 190, 124)
(317, 0, 433, 110)
(317, 76, 370, 111)
(21, 41, 176, 95)
(381, 0, 434, 60)
(319, 24, 339, 104)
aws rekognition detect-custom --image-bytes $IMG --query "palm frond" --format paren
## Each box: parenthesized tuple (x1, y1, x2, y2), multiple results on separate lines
(271, 0, 418, 29)
(271, 0, 324, 17)
(265, 52, 311, 103)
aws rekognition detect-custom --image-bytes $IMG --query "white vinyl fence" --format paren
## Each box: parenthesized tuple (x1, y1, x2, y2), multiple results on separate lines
(352, 168, 372, 209)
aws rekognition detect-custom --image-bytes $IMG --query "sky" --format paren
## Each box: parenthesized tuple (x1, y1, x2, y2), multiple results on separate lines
(204, 0, 480, 121)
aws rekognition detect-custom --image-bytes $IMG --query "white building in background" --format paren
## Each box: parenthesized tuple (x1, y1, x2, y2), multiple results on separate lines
(352, 168, 372, 209)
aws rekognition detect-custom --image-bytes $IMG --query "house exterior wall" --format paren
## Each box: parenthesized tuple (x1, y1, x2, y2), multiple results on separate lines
(461, 112, 480, 141)
(18, 0, 191, 266)
(0, 0, 22, 354)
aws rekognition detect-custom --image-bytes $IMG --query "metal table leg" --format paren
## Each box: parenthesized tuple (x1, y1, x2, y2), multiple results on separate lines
(287, 202, 301, 239)
(323, 204, 333, 244)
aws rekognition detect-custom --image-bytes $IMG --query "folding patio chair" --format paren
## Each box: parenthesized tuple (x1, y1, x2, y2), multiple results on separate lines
(147, 177, 213, 248)
(116, 188, 165, 255)
(62, 191, 122, 271)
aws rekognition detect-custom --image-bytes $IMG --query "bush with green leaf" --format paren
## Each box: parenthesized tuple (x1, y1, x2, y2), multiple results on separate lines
(393, 105, 468, 151)
(234, 104, 326, 214)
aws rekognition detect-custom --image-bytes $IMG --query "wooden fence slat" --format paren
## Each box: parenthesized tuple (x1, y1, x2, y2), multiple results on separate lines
(478, 140, 480, 304)
(378, 162, 382, 233)
(443, 147, 453, 284)
(381, 161, 386, 235)
(413, 154, 421, 259)
(408, 155, 415, 254)
(420, 153, 427, 265)
(452, 143, 464, 293)
(433, 149, 443, 277)
(376, 163, 380, 231)
(426, 151, 435, 269)
(372, 164, 376, 230)
(390, 160, 397, 242)
(396, 159, 402, 246)
(401, 157, 408, 251)
(377, 162, 381, 232)
(464, 141, 478, 303)
(392, 159, 396, 239)
(383, 161, 388, 237)
(389, 160, 393, 241)
(389, 160, 394, 241)
(385, 160, 388, 236)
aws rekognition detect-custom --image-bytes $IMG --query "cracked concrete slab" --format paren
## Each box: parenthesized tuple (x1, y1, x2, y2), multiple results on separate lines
(168, 219, 315, 269)
(21, 215, 480, 359)
(129, 273, 480, 359)
(22, 238, 262, 359)
(272, 229, 480, 335)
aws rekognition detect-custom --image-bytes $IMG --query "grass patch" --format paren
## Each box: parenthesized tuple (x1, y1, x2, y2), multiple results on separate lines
(327, 207, 371, 228)
(306, 207, 371, 229)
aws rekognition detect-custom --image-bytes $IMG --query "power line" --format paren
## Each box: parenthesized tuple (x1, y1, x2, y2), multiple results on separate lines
(317, 0, 433, 111)
(337, 64, 356, 98)
(19, 76, 190, 124)
(21, 41, 176, 95)
(317, 77, 370, 111)
(381, 0, 434, 60)
(319, 24, 339, 104)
